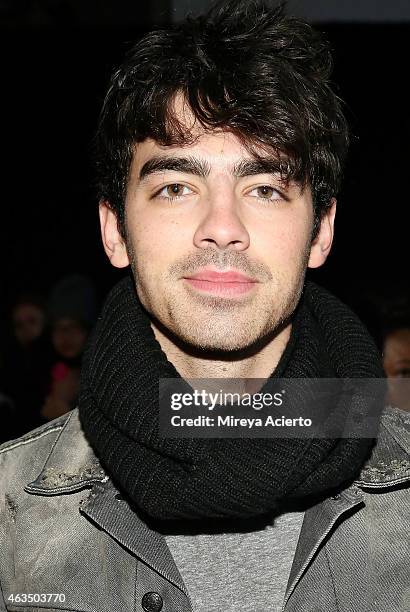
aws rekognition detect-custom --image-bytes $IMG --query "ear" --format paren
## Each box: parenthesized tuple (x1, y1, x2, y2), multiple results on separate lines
(99, 200, 130, 268)
(308, 198, 336, 269)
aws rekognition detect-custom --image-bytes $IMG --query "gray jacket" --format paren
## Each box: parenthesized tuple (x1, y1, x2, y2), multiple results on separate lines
(0, 406, 409, 612)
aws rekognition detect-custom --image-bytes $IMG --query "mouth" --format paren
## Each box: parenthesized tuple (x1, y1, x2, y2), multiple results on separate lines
(182, 269, 259, 298)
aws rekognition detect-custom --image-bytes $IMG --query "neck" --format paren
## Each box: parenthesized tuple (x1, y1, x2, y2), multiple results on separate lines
(150, 319, 292, 381)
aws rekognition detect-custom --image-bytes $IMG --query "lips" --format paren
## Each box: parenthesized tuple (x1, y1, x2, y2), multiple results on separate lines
(182, 268, 259, 297)
(183, 269, 257, 283)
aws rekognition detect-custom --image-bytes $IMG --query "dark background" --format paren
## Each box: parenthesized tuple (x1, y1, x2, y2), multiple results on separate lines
(1, 1, 409, 334)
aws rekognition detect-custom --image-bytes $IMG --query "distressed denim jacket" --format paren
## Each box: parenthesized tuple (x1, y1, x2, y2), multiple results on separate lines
(0, 405, 409, 612)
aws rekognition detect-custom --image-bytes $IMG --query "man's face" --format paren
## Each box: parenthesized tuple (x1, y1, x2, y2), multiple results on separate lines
(383, 328, 410, 412)
(383, 328, 410, 379)
(101, 128, 334, 353)
(52, 318, 88, 360)
(13, 303, 45, 347)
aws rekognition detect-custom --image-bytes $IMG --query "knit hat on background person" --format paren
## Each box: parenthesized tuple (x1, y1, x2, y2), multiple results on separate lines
(47, 274, 98, 330)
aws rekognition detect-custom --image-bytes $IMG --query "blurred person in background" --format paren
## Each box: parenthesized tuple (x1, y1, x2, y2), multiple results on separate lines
(0, 294, 52, 440)
(12, 295, 46, 348)
(382, 310, 410, 413)
(360, 291, 410, 413)
(40, 274, 97, 421)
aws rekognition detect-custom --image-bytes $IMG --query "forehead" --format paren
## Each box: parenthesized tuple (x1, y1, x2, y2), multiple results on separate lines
(13, 303, 43, 319)
(53, 318, 85, 332)
(132, 130, 260, 173)
(131, 93, 291, 175)
(385, 329, 410, 353)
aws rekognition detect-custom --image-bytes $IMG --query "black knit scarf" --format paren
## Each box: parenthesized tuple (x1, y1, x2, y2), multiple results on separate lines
(78, 275, 384, 520)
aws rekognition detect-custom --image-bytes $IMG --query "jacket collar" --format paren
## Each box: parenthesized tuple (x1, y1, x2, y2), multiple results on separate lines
(24, 408, 190, 599)
(25, 408, 107, 495)
(354, 404, 410, 488)
(282, 405, 410, 609)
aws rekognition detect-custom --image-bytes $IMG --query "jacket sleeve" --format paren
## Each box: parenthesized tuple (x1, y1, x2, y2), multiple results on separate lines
(0, 580, 7, 612)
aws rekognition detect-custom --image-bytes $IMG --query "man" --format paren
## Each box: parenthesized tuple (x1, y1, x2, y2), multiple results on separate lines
(1, 2, 409, 611)
(381, 310, 410, 412)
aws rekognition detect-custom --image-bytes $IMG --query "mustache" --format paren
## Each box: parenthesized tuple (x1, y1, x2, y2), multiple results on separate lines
(168, 249, 273, 282)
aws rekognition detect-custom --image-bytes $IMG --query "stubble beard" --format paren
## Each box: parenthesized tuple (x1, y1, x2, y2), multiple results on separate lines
(126, 243, 310, 355)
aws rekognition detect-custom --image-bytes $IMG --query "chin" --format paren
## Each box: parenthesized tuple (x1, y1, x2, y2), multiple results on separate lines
(177, 328, 261, 354)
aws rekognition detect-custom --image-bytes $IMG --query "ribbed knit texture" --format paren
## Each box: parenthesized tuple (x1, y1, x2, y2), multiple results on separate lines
(78, 276, 384, 520)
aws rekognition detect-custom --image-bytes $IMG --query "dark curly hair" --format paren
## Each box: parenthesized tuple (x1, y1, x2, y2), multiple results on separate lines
(95, 0, 349, 239)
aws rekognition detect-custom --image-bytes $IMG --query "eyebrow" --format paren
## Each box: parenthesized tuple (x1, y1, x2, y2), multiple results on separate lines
(139, 156, 211, 181)
(232, 158, 290, 178)
(138, 155, 291, 182)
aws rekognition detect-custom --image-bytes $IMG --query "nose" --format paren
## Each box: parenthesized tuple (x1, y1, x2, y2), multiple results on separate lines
(192, 191, 250, 251)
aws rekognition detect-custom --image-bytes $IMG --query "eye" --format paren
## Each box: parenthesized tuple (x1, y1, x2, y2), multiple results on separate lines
(155, 183, 193, 200)
(394, 368, 410, 378)
(247, 185, 284, 202)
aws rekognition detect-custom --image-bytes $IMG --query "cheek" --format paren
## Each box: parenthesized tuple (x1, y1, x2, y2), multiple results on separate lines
(53, 337, 65, 353)
(129, 213, 187, 269)
(257, 217, 310, 267)
(73, 331, 87, 351)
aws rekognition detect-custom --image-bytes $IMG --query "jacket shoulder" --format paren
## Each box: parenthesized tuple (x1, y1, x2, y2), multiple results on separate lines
(0, 413, 69, 454)
(356, 405, 410, 487)
(0, 413, 70, 495)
